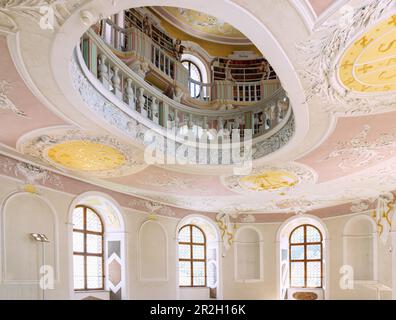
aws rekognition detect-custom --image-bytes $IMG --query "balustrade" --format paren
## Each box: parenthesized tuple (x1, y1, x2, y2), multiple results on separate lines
(79, 30, 292, 147)
(96, 19, 281, 106)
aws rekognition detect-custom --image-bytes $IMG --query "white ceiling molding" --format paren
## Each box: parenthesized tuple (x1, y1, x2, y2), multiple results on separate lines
(289, 0, 317, 33)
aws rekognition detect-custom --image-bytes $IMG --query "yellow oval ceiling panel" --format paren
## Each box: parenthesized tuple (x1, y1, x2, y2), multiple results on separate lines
(339, 14, 396, 93)
(239, 170, 298, 191)
(47, 141, 126, 171)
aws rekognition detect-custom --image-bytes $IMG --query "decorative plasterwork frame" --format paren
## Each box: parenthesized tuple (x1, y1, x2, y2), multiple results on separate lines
(17, 127, 145, 178)
(297, 0, 396, 115)
(0, 0, 81, 32)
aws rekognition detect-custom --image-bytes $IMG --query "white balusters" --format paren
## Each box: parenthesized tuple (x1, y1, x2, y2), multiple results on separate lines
(151, 97, 159, 124)
(111, 66, 122, 98)
(137, 87, 145, 115)
(98, 54, 110, 90)
(125, 78, 135, 110)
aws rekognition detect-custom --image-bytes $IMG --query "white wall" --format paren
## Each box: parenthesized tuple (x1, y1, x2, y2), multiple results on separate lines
(0, 174, 393, 300)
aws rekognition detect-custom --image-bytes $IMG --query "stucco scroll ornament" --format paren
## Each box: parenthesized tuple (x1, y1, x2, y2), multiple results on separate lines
(0, 80, 26, 116)
(128, 198, 176, 218)
(297, 0, 396, 115)
(216, 207, 241, 256)
(372, 192, 395, 244)
(14, 162, 63, 193)
(0, 0, 80, 31)
(320, 125, 396, 171)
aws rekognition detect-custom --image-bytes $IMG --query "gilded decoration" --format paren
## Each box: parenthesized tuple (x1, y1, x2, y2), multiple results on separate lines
(339, 14, 396, 93)
(222, 163, 316, 194)
(47, 141, 126, 172)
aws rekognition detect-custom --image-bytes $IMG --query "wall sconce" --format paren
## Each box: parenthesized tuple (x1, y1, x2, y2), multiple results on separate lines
(30, 233, 50, 243)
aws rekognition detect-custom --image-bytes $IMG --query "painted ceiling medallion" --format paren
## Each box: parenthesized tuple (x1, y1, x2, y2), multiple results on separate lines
(222, 163, 316, 194)
(339, 14, 396, 93)
(47, 141, 126, 172)
(298, 0, 396, 114)
(18, 129, 146, 178)
(239, 170, 298, 191)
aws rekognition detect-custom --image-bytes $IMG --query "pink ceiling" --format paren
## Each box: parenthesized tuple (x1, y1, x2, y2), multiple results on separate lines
(297, 112, 396, 183)
(107, 165, 236, 196)
(0, 36, 65, 148)
(308, 0, 335, 16)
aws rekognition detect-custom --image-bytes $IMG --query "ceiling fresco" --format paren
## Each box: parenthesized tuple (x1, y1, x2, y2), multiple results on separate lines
(152, 6, 250, 44)
(0, 0, 396, 222)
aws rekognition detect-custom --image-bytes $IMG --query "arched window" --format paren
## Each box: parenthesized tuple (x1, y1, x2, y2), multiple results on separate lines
(289, 224, 322, 288)
(72, 205, 104, 291)
(182, 60, 203, 98)
(178, 224, 207, 287)
(182, 60, 202, 83)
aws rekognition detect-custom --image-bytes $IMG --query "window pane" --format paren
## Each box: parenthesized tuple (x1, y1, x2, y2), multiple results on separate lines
(192, 245, 205, 259)
(73, 207, 84, 230)
(179, 244, 191, 259)
(190, 63, 201, 82)
(179, 261, 191, 286)
(73, 255, 84, 290)
(307, 226, 321, 242)
(290, 226, 304, 243)
(192, 227, 204, 244)
(290, 245, 305, 260)
(86, 256, 103, 289)
(307, 244, 321, 260)
(193, 261, 205, 286)
(290, 262, 305, 287)
(86, 234, 102, 254)
(73, 232, 84, 253)
(179, 226, 190, 242)
(86, 209, 102, 232)
(307, 261, 322, 287)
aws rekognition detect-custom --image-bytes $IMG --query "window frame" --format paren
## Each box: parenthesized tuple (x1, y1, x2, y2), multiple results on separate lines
(73, 205, 105, 291)
(289, 224, 323, 289)
(178, 224, 207, 287)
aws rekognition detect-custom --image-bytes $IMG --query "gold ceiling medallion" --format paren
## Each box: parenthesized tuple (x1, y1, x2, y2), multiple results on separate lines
(239, 170, 298, 191)
(47, 141, 126, 172)
(339, 14, 396, 93)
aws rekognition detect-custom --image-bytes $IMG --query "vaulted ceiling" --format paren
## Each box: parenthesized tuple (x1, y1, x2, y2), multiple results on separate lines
(1, 0, 395, 222)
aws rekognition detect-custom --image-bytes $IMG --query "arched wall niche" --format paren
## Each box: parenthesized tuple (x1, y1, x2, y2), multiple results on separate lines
(234, 226, 263, 282)
(67, 191, 127, 300)
(0, 191, 59, 287)
(276, 214, 329, 300)
(175, 214, 222, 300)
(342, 214, 378, 283)
(138, 220, 169, 281)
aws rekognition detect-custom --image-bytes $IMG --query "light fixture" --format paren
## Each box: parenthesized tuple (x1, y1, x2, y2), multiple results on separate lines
(30, 233, 50, 243)
(30, 233, 50, 300)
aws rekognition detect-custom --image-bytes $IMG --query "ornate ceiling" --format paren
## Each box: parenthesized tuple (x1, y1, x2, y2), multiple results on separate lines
(2, 0, 396, 223)
(151, 7, 250, 45)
